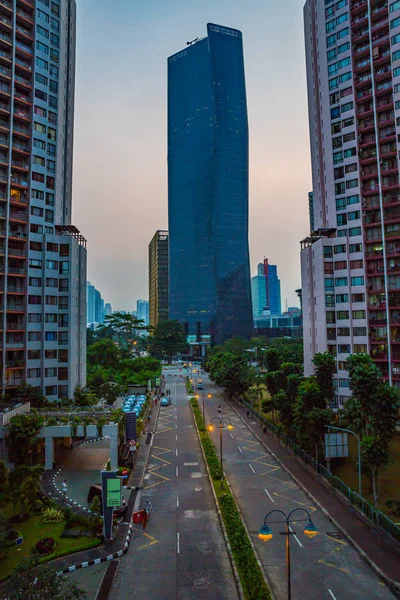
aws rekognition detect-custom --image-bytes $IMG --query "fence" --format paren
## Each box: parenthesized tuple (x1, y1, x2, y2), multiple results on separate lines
(238, 397, 400, 547)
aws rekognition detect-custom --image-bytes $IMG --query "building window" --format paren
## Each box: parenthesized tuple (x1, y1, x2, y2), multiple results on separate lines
(59, 279, 68, 292)
(46, 242, 58, 252)
(326, 295, 335, 307)
(27, 368, 41, 378)
(326, 311, 336, 324)
(59, 297, 68, 309)
(46, 260, 58, 270)
(29, 277, 42, 287)
(324, 262, 334, 274)
(336, 294, 349, 303)
(29, 259, 42, 269)
(337, 213, 347, 226)
(337, 310, 349, 319)
(58, 314, 68, 327)
(59, 261, 69, 274)
(348, 210, 360, 221)
(28, 313, 41, 323)
(350, 259, 363, 269)
(339, 378, 349, 387)
(353, 327, 367, 336)
(338, 344, 350, 353)
(45, 331, 57, 341)
(58, 349, 68, 362)
(45, 385, 57, 395)
(352, 293, 365, 302)
(337, 27, 349, 39)
(337, 327, 350, 336)
(335, 277, 348, 286)
(336, 198, 346, 210)
(46, 277, 58, 287)
(45, 367, 57, 377)
(28, 332, 42, 341)
(354, 344, 367, 353)
(325, 278, 334, 290)
(334, 261, 347, 270)
(45, 313, 57, 323)
(351, 276, 364, 286)
(349, 226, 362, 236)
(28, 350, 41, 360)
(45, 349, 57, 359)
(352, 310, 366, 319)
(45, 295, 57, 305)
(349, 243, 362, 252)
(28, 295, 41, 305)
(60, 244, 69, 257)
(324, 246, 333, 257)
(334, 244, 346, 254)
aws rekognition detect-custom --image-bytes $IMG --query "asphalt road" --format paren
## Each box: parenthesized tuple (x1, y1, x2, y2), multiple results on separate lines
(110, 371, 239, 600)
(185, 368, 396, 600)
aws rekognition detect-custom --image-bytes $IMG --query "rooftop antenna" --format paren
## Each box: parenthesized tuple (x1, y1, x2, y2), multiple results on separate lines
(187, 38, 198, 46)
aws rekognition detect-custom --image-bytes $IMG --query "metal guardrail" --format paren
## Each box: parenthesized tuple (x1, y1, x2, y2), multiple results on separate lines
(238, 397, 400, 546)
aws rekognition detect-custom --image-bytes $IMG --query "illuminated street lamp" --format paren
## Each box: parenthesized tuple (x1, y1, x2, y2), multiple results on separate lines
(208, 415, 233, 488)
(258, 508, 318, 600)
(202, 390, 212, 424)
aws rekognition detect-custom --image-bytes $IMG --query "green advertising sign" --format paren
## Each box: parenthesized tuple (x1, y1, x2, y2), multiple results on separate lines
(106, 478, 121, 508)
(155, 377, 161, 386)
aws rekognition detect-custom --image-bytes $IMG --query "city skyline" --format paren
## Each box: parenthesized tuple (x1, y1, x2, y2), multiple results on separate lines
(72, 0, 310, 312)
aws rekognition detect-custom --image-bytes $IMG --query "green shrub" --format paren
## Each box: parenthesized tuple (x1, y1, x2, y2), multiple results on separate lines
(41, 507, 64, 523)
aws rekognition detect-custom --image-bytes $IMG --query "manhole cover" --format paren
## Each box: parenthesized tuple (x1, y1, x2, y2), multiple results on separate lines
(326, 531, 346, 540)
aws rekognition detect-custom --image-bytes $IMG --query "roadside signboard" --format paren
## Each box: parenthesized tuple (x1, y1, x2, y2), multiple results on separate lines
(125, 412, 137, 441)
(324, 432, 348, 458)
(106, 478, 121, 508)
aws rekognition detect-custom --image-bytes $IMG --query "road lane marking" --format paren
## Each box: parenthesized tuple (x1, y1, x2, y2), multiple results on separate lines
(177, 532, 180, 554)
(176, 434, 178, 441)
(328, 590, 337, 600)
(176, 449, 178, 456)
(264, 488, 274, 502)
(238, 447, 243, 453)
(230, 433, 234, 439)
(249, 464, 256, 474)
(176, 467, 179, 477)
(184, 462, 198, 466)
(289, 526, 303, 547)
(318, 559, 349, 574)
(176, 497, 179, 507)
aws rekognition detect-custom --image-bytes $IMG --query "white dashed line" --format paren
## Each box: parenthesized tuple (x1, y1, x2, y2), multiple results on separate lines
(176, 497, 179, 507)
(176, 466, 179, 477)
(328, 591, 337, 600)
(176, 434, 178, 441)
(249, 464, 255, 474)
(176, 448, 178, 456)
(177, 532, 180, 554)
(264, 488, 274, 502)
(238, 446, 243, 454)
(230, 433, 234, 439)
(289, 526, 303, 547)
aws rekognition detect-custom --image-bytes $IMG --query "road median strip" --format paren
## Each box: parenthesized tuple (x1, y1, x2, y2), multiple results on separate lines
(190, 397, 272, 600)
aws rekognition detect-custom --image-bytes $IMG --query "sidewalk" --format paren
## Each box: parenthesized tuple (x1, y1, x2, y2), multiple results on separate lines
(230, 395, 400, 589)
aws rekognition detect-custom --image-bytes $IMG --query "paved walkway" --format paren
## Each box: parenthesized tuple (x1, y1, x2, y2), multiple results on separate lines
(200, 372, 398, 600)
(110, 373, 240, 600)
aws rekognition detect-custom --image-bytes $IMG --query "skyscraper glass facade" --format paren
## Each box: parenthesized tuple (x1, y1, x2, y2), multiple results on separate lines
(167, 23, 253, 345)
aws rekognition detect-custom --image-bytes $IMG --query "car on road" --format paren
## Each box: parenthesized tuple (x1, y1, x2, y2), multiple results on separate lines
(161, 397, 171, 406)
(197, 383, 204, 390)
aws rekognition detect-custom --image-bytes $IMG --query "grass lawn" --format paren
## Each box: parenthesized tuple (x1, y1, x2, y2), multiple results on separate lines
(0, 504, 100, 581)
(332, 433, 400, 519)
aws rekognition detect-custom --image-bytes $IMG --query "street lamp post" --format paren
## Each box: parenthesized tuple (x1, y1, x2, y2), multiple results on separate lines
(327, 425, 362, 497)
(208, 415, 233, 488)
(202, 390, 212, 425)
(258, 508, 318, 600)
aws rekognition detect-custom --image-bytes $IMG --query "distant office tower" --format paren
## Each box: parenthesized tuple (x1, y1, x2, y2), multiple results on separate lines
(251, 260, 281, 318)
(308, 192, 315, 232)
(168, 23, 253, 345)
(149, 230, 169, 328)
(302, 0, 400, 404)
(104, 303, 112, 317)
(87, 282, 105, 325)
(0, 0, 87, 400)
(136, 299, 149, 326)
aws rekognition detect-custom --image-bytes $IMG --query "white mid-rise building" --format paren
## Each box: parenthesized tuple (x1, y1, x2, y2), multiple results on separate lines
(302, 0, 400, 406)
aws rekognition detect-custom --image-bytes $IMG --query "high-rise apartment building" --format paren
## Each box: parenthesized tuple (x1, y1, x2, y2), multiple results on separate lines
(0, 0, 87, 400)
(148, 230, 168, 328)
(87, 282, 105, 325)
(251, 260, 282, 318)
(302, 0, 400, 404)
(308, 191, 315, 232)
(104, 302, 112, 317)
(167, 23, 253, 345)
(136, 299, 149, 326)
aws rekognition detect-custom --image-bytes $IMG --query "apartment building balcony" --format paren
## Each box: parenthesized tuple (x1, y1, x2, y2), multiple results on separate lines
(9, 229, 27, 241)
(12, 140, 29, 156)
(10, 175, 28, 190)
(0, 32, 11, 50)
(15, 58, 32, 76)
(351, 0, 367, 16)
(356, 90, 373, 104)
(352, 11, 368, 28)
(374, 49, 391, 69)
(14, 74, 32, 92)
(8, 246, 27, 257)
(10, 190, 28, 205)
(0, 49, 11, 67)
(7, 282, 25, 293)
(354, 57, 371, 74)
(14, 90, 31, 105)
(16, 9, 33, 27)
(0, 116, 9, 133)
(6, 321, 24, 331)
(0, 65, 10, 83)
(354, 44, 370, 60)
(368, 311, 387, 324)
(371, 16, 389, 34)
(5, 374, 23, 388)
(375, 81, 393, 97)
(359, 135, 376, 149)
(353, 27, 369, 43)
(11, 158, 28, 172)
(355, 73, 372, 89)
(13, 123, 29, 139)
(4, 360, 24, 370)
(17, 0, 34, 9)
(358, 119, 374, 133)
(6, 303, 25, 313)
(9, 208, 27, 222)
(370, 348, 388, 360)
(8, 266, 25, 275)
(13, 108, 30, 124)
(15, 24, 33, 45)
(0, 1, 13, 15)
(0, 14, 12, 32)
(0, 100, 9, 116)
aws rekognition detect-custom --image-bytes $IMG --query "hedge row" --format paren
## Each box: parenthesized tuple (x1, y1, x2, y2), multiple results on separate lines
(190, 398, 271, 600)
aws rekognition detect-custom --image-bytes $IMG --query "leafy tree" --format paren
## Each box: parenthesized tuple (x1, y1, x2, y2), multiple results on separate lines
(87, 338, 121, 370)
(148, 320, 187, 363)
(3, 558, 86, 599)
(8, 465, 44, 514)
(313, 352, 336, 406)
(293, 378, 332, 459)
(0, 459, 8, 493)
(209, 353, 254, 399)
(104, 312, 147, 356)
(263, 348, 281, 372)
(14, 384, 47, 407)
(0, 510, 10, 559)
(7, 412, 44, 465)
(86, 365, 110, 397)
(342, 353, 400, 507)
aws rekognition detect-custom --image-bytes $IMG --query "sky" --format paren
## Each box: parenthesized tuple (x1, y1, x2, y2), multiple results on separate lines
(72, 0, 311, 312)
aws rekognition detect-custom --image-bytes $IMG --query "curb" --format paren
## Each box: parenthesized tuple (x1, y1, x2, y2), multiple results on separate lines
(57, 523, 135, 576)
(189, 401, 245, 600)
(227, 397, 400, 598)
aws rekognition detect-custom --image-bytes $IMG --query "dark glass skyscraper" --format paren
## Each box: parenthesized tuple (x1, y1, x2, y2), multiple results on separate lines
(167, 23, 253, 345)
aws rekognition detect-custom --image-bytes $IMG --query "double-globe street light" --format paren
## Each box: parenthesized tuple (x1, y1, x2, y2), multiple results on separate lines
(258, 508, 318, 600)
(196, 390, 212, 423)
(208, 415, 233, 488)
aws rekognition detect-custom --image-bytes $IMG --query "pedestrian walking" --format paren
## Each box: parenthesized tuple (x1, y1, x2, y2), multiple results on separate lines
(246, 410, 250, 419)
(62, 479, 67, 497)
(145, 500, 153, 519)
(217, 404, 222, 415)
(263, 425, 266, 435)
